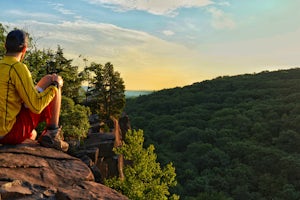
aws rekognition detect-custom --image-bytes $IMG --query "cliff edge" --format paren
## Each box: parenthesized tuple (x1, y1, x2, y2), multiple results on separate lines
(0, 139, 128, 200)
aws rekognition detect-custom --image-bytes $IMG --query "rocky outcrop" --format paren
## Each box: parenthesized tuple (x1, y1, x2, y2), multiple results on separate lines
(74, 114, 132, 183)
(73, 132, 118, 183)
(0, 140, 128, 200)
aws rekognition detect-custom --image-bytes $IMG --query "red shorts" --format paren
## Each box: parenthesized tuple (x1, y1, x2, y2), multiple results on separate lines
(0, 104, 52, 145)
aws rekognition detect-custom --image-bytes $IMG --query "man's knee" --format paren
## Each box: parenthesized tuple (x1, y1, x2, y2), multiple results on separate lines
(36, 75, 53, 90)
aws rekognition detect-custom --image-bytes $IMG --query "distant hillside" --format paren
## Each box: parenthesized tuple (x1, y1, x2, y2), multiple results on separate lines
(82, 86, 152, 98)
(125, 68, 300, 200)
(125, 90, 153, 98)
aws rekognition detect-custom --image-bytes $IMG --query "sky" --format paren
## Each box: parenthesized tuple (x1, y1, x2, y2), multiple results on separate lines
(0, 0, 299, 90)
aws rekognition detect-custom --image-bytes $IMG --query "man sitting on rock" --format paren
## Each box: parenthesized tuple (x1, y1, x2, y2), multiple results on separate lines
(0, 29, 68, 152)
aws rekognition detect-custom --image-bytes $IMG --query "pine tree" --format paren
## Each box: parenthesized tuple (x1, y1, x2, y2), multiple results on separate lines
(85, 62, 125, 122)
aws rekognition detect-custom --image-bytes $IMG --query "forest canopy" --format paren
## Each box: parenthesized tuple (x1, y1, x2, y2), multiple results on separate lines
(125, 68, 300, 200)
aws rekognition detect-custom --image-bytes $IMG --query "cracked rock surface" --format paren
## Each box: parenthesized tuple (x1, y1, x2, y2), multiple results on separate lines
(0, 140, 128, 200)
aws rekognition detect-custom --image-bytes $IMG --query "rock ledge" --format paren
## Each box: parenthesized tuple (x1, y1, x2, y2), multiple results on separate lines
(0, 140, 128, 200)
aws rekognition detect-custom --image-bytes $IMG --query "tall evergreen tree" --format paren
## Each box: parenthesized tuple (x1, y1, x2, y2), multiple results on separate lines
(25, 46, 85, 102)
(86, 62, 125, 122)
(51, 46, 84, 102)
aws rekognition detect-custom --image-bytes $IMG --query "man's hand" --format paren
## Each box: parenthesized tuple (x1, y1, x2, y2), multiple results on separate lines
(51, 74, 63, 88)
(36, 74, 63, 91)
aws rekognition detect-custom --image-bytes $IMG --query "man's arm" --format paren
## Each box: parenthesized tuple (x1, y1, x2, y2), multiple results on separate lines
(12, 64, 57, 114)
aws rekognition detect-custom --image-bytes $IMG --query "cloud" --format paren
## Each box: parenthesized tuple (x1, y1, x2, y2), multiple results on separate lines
(162, 30, 175, 36)
(5, 10, 57, 20)
(48, 2, 75, 15)
(6, 19, 181, 58)
(217, 1, 230, 6)
(86, 0, 214, 16)
(207, 7, 236, 30)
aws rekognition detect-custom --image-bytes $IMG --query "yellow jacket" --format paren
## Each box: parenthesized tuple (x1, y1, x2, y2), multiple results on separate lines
(0, 56, 58, 136)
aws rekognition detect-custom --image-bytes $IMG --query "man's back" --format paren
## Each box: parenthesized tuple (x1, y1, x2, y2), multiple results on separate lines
(0, 56, 24, 136)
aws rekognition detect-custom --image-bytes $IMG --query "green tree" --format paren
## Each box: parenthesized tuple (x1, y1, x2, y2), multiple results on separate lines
(24, 48, 49, 82)
(60, 96, 90, 140)
(25, 46, 85, 102)
(86, 62, 125, 122)
(49, 46, 85, 102)
(105, 129, 179, 200)
(274, 130, 300, 153)
(0, 23, 8, 58)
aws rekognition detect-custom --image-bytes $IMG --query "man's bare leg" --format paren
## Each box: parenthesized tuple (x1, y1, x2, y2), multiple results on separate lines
(45, 87, 61, 129)
(36, 74, 61, 128)
(36, 74, 68, 152)
(30, 129, 37, 140)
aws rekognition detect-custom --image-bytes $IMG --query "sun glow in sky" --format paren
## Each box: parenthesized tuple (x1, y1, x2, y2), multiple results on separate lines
(1, 0, 299, 90)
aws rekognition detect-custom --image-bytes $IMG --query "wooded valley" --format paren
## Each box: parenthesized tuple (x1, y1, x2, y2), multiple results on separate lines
(125, 68, 300, 200)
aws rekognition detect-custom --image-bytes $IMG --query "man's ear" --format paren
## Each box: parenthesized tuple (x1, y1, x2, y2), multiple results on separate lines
(20, 45, 27, 61)
(21, 45, 27, 53)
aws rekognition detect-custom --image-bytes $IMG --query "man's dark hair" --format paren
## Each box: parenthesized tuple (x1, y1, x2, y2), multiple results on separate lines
(5, 29, 28, 53)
